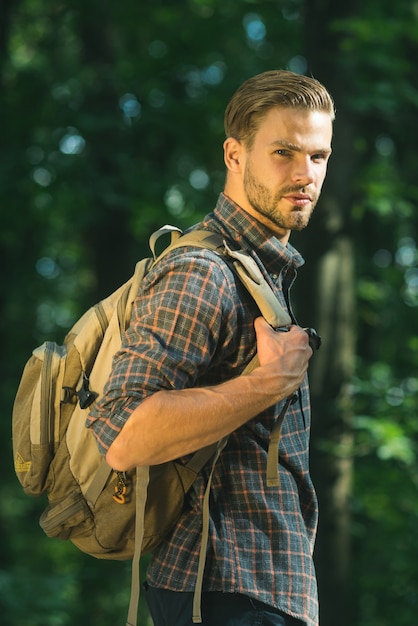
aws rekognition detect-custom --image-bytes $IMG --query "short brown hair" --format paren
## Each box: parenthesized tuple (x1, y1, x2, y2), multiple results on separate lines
(224, 70, 335, 148)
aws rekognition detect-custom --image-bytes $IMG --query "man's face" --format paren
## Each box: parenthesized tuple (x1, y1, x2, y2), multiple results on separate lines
(239, 107, 333, 240)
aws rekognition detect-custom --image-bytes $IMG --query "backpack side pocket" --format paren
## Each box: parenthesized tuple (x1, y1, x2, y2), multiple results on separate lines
(39, 489, 93, 540)
(12, 341, 66, 495)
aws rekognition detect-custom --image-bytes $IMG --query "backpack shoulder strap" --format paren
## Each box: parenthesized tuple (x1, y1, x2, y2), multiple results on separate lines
(163, 229, 291, 328)
(123, 226, 293, 626)
(125, 440, 223, 626)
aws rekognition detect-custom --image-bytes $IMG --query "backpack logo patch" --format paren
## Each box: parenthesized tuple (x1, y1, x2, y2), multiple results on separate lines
(14, 452, 31, 473)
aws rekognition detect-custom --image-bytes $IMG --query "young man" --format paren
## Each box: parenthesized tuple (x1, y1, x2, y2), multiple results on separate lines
(88, 70, 334, 626)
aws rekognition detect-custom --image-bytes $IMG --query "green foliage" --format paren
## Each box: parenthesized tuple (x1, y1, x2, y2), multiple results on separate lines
(2, 1, 418, 625)
(351, 358, 418, 625)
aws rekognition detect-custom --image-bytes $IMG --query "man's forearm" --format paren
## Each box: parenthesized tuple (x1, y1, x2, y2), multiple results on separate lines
(106, 361, 303, 470)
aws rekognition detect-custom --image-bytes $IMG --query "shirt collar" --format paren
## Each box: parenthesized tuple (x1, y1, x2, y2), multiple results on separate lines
(204, 192, 305, 275)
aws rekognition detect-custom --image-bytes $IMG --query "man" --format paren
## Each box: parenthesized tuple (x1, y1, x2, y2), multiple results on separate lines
(88, 69, 334, 626)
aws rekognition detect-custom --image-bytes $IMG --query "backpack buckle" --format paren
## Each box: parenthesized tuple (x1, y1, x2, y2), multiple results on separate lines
(76, 373, 98, 409)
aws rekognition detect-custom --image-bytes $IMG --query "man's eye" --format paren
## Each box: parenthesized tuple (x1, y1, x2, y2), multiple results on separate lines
(312, 153, 327, 162)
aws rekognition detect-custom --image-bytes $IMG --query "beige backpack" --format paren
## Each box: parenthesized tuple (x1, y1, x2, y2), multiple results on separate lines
(12, 226, 291, 625)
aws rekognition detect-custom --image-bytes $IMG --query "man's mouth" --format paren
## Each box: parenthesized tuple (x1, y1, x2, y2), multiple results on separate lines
(283, 193, 312, 208)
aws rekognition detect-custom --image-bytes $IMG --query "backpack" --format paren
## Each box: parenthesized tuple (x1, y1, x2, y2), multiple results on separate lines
(12, 226, 291, 625)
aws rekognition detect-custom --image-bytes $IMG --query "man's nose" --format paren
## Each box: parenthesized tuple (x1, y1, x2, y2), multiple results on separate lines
(292, 157, 315, 186)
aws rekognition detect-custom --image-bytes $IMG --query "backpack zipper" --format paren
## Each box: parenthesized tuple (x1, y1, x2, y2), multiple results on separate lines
(40, 342, 65, 446)
(40, 343, 56, 445)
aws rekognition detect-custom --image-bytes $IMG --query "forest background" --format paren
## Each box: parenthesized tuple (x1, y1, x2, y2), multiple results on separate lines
(1, 1, 418, 625)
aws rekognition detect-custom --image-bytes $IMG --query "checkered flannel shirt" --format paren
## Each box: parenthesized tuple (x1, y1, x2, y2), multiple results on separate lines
(87, 192, 319, 626)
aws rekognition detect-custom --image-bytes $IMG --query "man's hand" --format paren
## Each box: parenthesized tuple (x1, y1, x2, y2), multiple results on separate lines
(254, 317, 313, 397)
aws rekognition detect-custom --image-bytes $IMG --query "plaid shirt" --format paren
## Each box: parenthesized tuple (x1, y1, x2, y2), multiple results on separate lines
(88, 193, 319, 626)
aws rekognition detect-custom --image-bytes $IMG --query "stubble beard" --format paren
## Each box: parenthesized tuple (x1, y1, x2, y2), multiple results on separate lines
(243, 165, 317, 232)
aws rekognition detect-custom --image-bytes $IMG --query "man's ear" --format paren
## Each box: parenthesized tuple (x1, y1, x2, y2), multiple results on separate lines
(223, 137, 244, 173)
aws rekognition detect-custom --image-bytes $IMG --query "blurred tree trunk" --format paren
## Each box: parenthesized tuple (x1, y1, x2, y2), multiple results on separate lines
(74, 0, 139, 299)
(292, 2, 360, 625)
(0, 0, 15, 66)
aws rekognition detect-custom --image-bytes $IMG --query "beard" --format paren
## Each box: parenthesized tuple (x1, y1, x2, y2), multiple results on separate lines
(243, 163, 317, 232)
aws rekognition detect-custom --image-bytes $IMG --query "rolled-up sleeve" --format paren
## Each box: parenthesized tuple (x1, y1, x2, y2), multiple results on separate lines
(87, 249, 239, 454)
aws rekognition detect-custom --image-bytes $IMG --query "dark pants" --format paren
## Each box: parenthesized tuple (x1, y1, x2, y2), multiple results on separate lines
(144, 585, 305, 626)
